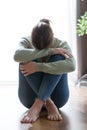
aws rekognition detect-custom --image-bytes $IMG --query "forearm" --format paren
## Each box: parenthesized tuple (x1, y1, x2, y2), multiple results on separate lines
(14, 48, 54, 63)
(36, 57, 76, 75)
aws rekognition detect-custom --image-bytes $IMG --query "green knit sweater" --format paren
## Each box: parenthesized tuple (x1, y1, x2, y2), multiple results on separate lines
(14, 36, 76, 75)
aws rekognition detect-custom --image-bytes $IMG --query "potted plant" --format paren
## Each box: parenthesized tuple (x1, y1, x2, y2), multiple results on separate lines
(76, 0, 87, 86)
(77, 12, 87, 36)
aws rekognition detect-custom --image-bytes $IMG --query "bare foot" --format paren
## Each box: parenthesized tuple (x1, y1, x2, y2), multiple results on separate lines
(46, 98, 62, 121)
(21, 99, 44, 123)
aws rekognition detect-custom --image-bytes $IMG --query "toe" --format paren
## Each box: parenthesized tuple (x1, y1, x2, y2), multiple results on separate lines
(47, 115, 50, 120)
(58, 114, 62, 120)
(53, 116, 56, 120)
(47, 115, 51, 120)
(21, 116, 30, 123)
(50, 115, 54, 120)
(54, 115, 58, 120)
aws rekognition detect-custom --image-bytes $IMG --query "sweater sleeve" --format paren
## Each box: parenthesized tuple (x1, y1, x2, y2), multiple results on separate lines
(14, 37, 54, 63)
(37, 57, 76, 74)
(36, 39, 76, 74)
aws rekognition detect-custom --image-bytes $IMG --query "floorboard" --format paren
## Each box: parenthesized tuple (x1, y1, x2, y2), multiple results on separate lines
(0, 84, 87, 130)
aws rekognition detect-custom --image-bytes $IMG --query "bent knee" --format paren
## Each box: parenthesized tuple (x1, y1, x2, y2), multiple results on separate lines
(53, 93, 69, 109)
(58, 95, 69, 108)
(48, 54, 65, 62)
(18, 92, 34, 108)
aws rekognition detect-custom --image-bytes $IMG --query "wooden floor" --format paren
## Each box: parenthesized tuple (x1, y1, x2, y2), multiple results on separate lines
(0, 83, 87, 130)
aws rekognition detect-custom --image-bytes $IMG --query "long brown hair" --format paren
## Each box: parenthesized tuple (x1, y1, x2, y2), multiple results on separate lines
(31, 19, 53, 50)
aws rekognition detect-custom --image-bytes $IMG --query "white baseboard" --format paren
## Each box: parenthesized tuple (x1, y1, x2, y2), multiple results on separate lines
(0, 81, 18, 86)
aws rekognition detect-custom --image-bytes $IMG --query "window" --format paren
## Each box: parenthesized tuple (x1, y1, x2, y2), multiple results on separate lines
(0, 0, 76, 82)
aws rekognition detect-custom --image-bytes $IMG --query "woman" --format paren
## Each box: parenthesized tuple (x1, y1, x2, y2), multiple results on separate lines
(14, 19, 76, 123)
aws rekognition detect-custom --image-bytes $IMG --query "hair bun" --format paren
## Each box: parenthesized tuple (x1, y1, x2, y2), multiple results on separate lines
(40, 19, 51, 25)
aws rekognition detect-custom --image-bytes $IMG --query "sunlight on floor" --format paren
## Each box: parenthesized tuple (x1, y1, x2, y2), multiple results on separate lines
(0, 86, 26, 130)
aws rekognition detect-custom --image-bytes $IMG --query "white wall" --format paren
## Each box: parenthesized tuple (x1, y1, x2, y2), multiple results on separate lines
(0, 0, 76, 82)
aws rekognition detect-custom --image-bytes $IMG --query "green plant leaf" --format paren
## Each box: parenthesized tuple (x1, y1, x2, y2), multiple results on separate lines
(76, 11, 87, 36)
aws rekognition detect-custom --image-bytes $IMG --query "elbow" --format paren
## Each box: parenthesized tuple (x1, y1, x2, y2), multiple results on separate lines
(14, 54, 19, 62)
(69, 59, 76, 72)
(66, 57, 76, 72)
(68, 65, 76, 73)
(13, 51, 20, 62)
(70, 64, 76, 72)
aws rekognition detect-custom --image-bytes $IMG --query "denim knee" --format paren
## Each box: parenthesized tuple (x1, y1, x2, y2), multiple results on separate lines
(18, 91, 34, 108)
(52, 91, 69, 109)
(48, 54, 65, 62)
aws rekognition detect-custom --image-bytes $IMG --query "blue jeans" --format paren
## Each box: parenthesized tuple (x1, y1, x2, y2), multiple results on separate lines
(18, 55, 69, 109)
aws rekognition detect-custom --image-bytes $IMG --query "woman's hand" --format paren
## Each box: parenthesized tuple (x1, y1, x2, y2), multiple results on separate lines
(54, 48, 73, 58)
(20, 62, 37, 76)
